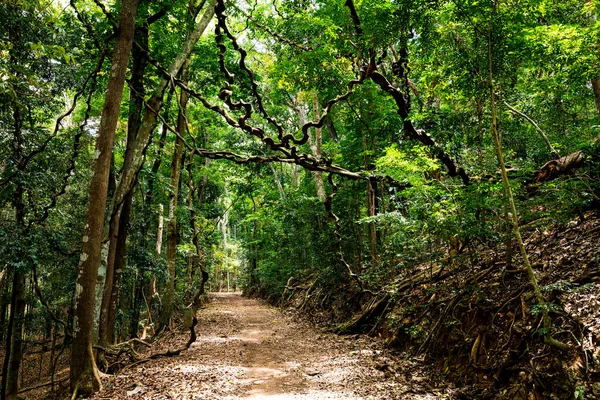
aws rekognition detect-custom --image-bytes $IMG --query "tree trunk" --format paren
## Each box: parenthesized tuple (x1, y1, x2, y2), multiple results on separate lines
(108, 1, 216, 217)
(2, 179, 26, 400)
(149, 203, 164, 313)
(312, 97, 326, 201)
(129, 270, 143, 338)
(144, 204, 163, 338)
(98, 19, 149, 353)
(476, 98, 484, 166)
(93, 241, 109, 343)
(592, 79, 600, 119)
(324, 115, 339, 142)
(269, 164, 285, 199)
(106, 191, 132, 344)
(486, 14, 567, 351)
(159, 66, 189, 330)
(186, 154, 209, 301)
(0, 265, 10, 344)
(2, 271, 25, 400)
(296, 98, 326, 201)
(199, 158, 209, 205)
(70, 0, 138, 395)
(144, 89, 172, 208)
(367, 179, 379, 262)
(104, 21, 150, 346)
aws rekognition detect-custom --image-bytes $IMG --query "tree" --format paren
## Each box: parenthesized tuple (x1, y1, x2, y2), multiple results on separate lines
(70, 0, 138, 395)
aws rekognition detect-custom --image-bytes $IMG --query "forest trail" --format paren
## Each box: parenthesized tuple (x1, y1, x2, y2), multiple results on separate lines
(92, 293, 449, 399)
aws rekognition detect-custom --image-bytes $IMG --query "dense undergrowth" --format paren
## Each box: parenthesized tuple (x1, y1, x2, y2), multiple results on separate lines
(244, 148, 600, 399)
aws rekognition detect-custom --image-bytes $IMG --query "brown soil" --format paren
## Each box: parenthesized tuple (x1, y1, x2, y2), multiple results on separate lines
(91, 293, 453, 399)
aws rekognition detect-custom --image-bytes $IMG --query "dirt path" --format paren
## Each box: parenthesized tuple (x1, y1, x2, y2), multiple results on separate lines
(93, 293, 450, 399)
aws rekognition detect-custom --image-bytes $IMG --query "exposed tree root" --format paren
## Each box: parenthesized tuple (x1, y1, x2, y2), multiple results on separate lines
(336, 294, 390, 334)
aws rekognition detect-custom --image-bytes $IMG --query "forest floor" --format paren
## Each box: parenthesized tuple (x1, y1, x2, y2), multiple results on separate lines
(90, 293, 454, 399)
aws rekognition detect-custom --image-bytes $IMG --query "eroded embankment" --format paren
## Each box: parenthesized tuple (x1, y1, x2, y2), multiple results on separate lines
(282, 211, 600, 399)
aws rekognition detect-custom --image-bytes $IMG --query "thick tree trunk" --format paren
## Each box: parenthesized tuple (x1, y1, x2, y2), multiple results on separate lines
(159, 69, 189, 330)
(70, 0, 138, 395)
(98, 20, 149, 353)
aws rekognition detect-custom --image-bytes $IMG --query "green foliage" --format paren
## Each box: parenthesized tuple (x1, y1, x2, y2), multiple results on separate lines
(1, 0, 599, 379)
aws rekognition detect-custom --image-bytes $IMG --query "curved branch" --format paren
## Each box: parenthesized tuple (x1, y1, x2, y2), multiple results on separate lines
(32, 262, 72, 338)
(503, 100, 558, 158)
(27, 51, 106, 229)
(368, 69, 470, 185)
(0, 49, 107, 188)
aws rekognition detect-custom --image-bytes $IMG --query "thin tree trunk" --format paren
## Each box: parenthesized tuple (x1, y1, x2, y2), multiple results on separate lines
(186, 155, 209, 301)
(3, 271, 25, 400)
(324, 115, 339, 142)
(269, 164, 285, 199)
(476, 98, 484, 167)
(0, 266, 9, 341)
(70, 0, 138, 395)
(361, 124, 379, 262)
(144, 204, 163, 338)
(144, 89, 173, 207)
(130, 270, 143, 338)
(159, 65, 189, 330)
(291, 164, 298, 188)
(486, 11, 567, 351)
(592, 79, 600, 119)
(367, 179, 378, 261)
(185, 252, 193, 304)
(199, 158, 209, 204)
(49, 324, 56, 379)
(296, 98, 326, 201)
(312, 97, 326, 201)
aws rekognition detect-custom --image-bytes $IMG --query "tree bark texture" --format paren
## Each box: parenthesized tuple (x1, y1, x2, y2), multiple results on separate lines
(70, 0, 138, 395)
